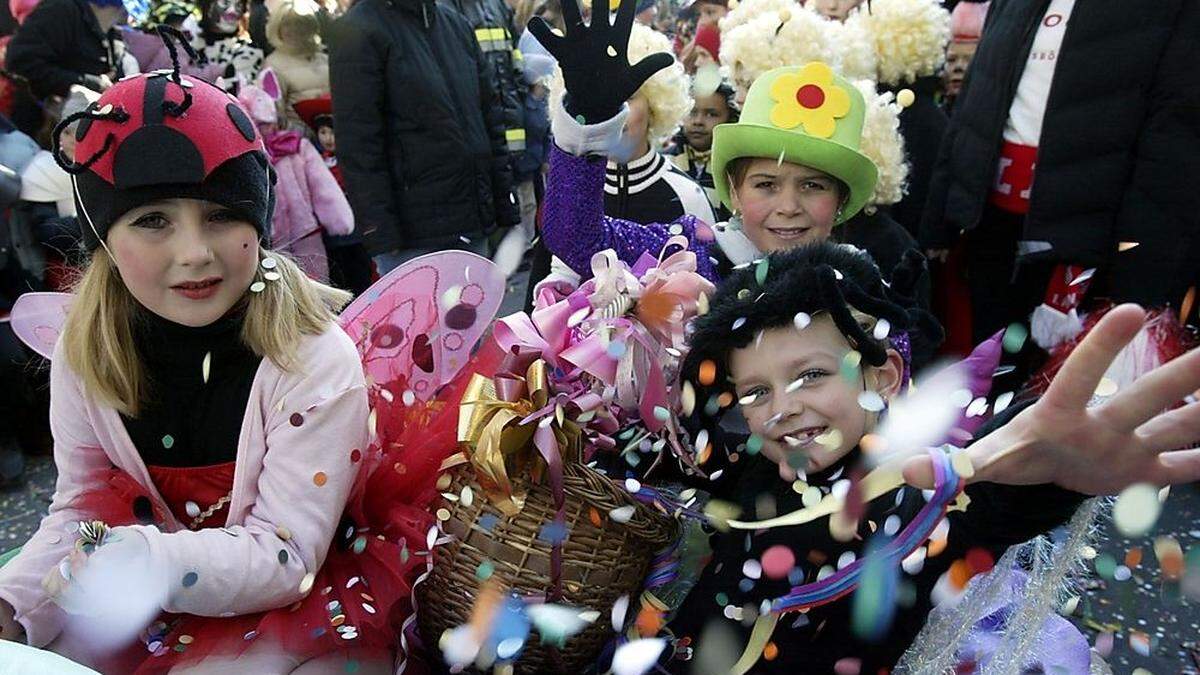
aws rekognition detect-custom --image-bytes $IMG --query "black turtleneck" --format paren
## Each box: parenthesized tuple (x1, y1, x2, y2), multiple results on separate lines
(120, 306, 264, 467)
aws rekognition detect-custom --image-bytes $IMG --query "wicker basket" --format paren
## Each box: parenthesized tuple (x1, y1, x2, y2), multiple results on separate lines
(416, 461, 679, 673)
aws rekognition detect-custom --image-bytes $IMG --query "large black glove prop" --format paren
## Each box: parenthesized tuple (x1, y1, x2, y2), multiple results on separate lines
(526, 0, 674, 123)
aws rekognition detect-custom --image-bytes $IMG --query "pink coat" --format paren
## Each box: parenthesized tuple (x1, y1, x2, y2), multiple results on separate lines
(269, 138, 355, 282)
(0, 326, 369, 649)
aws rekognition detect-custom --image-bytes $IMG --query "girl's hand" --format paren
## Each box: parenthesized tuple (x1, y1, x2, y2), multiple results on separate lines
(0, 598, 24, 642)
(904, 304, 1200, 494)
(41, 548, 90, 614)
(526, 0, 673, 122)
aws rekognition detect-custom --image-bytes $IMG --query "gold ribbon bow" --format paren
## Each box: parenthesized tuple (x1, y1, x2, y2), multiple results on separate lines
(457, 358, 582, 515)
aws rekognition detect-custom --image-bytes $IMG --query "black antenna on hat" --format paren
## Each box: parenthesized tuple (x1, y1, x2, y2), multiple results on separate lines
(155, 25, 199, 116)
(50, 105, 130, 175)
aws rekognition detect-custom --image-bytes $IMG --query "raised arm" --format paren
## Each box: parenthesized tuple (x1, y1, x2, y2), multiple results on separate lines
(528, 0, 718, 281)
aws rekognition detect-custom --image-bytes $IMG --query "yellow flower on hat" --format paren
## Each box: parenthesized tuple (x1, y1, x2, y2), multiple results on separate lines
(768, 62, 852, 138)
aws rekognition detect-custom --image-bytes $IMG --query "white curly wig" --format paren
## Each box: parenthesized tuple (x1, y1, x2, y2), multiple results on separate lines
(719, 7, 841, 98)
(549, 24, 691, 146)
(717, 0, 800, 34)
(853, 79, 908, 207)
(858, 0, 951, 86)
(833, 6, 879, 82)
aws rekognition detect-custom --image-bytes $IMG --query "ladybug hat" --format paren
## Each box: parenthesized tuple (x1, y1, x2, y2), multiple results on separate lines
(53, 29, 274, 252)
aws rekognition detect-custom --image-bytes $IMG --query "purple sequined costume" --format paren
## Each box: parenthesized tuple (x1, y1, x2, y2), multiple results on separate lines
(540, 144, 914, 382)
(542, 146, 720, 282)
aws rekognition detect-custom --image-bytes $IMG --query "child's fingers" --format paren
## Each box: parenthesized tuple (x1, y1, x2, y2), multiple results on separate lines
(1102, 346, 1200, 433)
(900, 454, 936, 490)
(1135, 400, 1200, 453)
(1041, 304, 1145, 411)
(1152, 447, 1200, 486)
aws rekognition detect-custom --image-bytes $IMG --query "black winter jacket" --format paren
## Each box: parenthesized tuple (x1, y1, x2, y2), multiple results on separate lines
(440, 0, 525, 161)
(328, 0, 520, 255)
(6, 0, 110, 99)
(882, 77, 948, 239)
(920, 0, 1200, 308)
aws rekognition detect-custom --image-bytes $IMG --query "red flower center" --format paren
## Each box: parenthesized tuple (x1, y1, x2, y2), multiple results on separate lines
(795, 84, 825, 109)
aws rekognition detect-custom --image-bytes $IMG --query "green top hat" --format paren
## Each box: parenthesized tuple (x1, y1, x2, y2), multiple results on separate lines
(711, 62, 878, 225)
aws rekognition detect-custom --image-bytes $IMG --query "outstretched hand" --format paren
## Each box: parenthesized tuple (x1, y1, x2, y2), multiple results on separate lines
(526, 0, 674, 123)
(904, 304, 1200, 494)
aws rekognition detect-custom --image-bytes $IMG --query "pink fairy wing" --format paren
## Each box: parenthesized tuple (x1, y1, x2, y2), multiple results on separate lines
(7, 292, 73, 359)
(339, 251, 505, 401)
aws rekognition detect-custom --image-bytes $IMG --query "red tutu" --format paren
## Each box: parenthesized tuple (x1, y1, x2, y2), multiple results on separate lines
(62, 340, 505, 673)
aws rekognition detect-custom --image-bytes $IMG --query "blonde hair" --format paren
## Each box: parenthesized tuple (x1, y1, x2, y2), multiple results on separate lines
(853, 79, 908, 207)
(62, 248, 351, 416)
(266, 0, 323, 57)
(550, 24, 690, 146)
(719, 7, 841, 96)
(858, 0, 951, 86)
(831, 7, 878, 82)
(717, 0, 799, 34)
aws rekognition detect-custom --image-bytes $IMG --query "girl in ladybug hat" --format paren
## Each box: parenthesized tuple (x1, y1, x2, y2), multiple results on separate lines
(0, 35, 441, 674)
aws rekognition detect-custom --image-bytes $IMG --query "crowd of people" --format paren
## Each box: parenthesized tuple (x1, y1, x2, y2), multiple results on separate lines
(0, 0, 1196, 671)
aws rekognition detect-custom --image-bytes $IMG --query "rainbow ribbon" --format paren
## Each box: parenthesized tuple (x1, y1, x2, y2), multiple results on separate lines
(772, 449, 962, 613)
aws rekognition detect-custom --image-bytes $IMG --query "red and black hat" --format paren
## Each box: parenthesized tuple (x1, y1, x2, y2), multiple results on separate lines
(54, 31, 274, 252)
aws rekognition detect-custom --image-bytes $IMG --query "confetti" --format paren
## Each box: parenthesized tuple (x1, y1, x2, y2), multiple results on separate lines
(698, 360, 717, 386)
(1154, 536, 1184, 580)
(857, 391, 885, 412)
(201, 352, 211, 384)
(527, 604, 594, 647)
(460, 486, 474, 508)
(732, 317, 747, 331)
(1118, 241, 1140, 251)
(1129, 631, 1151, 657)
(607, 341, 627, 359)
(1093, 377, 1118, 398)
(184, 501, 201, 518)
(313, 471, 328, 487)
(299, 572, 315, 594)
(761, 545, 795, 580)
(755, 258, 769, 286)
(1002, 323, 1028, 353)
(742, 559, 762, 580)
(834, 657, 862, 674)
(612, 638, 667, 675)
(161, 435, 175, 449)
(793, 312, 811, 330)
(993, 391, 1014, 415)
(681, 381, 696, 416)
(609, 506, 636, 523)
(181, 572, 198, 587)
(895, 88, 915, 108)
(872, 319, 891, 340)
(1113, 483, 1161, 536)
(746, 434, 764, 455)
(612, 594, 630, 631)
(538, 521, 568, 544)
(476, 560, 494, 581)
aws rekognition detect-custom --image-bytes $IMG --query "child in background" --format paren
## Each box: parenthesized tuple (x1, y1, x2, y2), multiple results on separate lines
(237, 70, 353, 282)
(263, 0, 330, 132)
(668, 79, 738, 221)
(943, 1, 990, 111)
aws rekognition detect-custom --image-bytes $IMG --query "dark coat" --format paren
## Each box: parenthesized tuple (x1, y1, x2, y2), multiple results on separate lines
(439, 0, 525, 162)
(328, 0, 519, 255)
(920, 0, 1200, 308)
(882, 76, 948, 239)
(6, 0, 110, 99)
